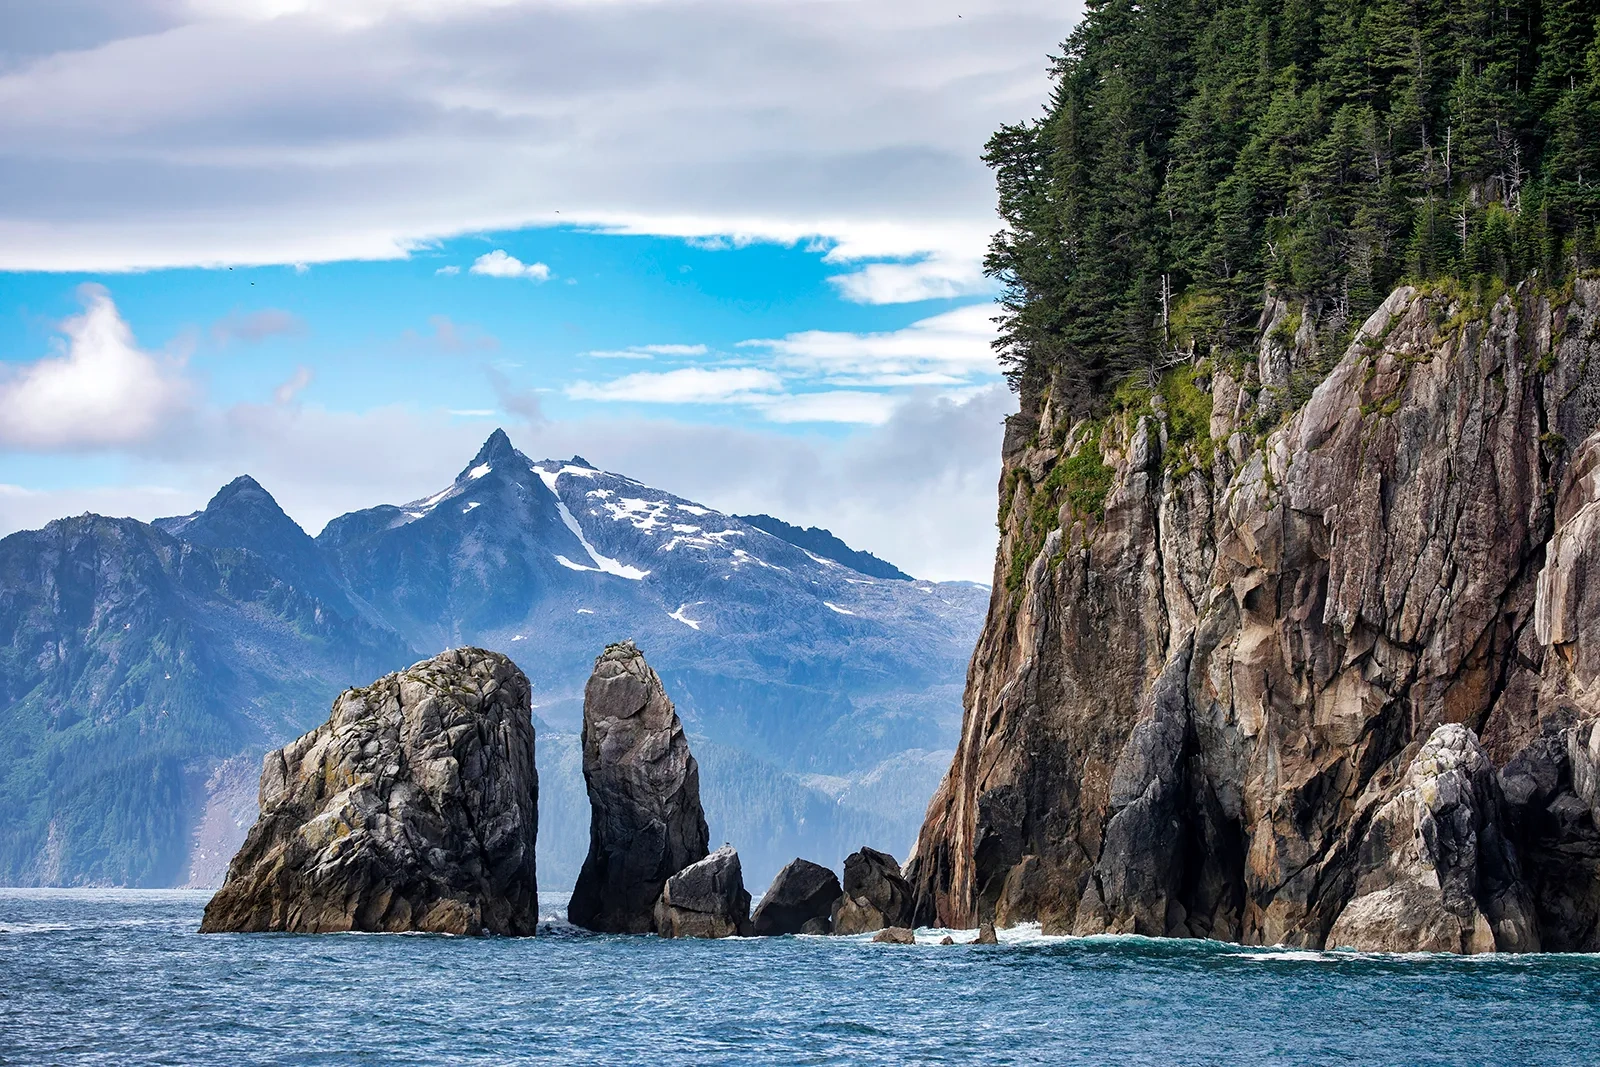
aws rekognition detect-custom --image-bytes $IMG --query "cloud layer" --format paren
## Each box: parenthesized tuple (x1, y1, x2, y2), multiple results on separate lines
(0, 0, 1071, 295)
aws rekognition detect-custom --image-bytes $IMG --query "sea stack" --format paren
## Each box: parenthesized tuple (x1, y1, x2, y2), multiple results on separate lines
(654, 845, 754, 938)
(567, 641, 710, 933)
(199, 648, 539, 935)
(831, 848, 914, 934)
(752, 858, 843, 936)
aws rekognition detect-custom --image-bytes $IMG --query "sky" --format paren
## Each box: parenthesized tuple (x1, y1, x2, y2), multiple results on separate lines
(0, 0, 1078, 582)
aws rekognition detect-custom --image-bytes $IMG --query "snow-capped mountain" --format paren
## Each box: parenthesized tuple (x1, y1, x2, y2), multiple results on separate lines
(0, 429, 988, 891)
(319, 429, 986, 742)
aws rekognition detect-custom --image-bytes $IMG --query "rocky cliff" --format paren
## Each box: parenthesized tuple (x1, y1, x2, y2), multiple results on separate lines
(200, 648, 539, 935)
(909, 278, 1600, 951)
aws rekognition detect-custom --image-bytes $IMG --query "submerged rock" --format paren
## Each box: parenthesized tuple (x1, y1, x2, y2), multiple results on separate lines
(567, 641, 710, 933)
(199, 648, 539, 935)
(831, 848, 914, 934)
(872, 926, 916, 944)
(1328, 726, 1539, 953)
(654, 845, 753, 938)
(752, 858, 842, 936)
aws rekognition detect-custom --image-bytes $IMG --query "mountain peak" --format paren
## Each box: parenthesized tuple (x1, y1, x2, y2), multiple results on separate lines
(207, 475, 273, 511)
(472, 428, 519, 467)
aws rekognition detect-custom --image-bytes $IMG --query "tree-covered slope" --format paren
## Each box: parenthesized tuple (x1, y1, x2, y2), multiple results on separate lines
(990, 0, 1600, 411)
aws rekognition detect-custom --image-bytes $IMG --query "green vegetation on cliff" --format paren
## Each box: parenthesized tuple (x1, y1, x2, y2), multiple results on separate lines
(989, 0, 1600, 412)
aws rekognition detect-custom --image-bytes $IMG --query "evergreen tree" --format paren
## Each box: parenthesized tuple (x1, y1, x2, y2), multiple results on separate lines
(987, 0, 1600, 412)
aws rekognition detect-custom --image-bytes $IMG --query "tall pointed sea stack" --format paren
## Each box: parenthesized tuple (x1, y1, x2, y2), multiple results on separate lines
(200, 648, 539, 935)
(568, 641, 709, 933)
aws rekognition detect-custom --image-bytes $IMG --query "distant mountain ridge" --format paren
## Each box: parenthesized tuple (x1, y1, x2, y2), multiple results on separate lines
(735, 514, 912, 581)
(0, 430, 987, 890)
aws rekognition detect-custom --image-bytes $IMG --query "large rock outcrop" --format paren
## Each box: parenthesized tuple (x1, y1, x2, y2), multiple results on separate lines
(567, 641, 710, 933)
(653, 845, 753, 938)
(752, 858, 843, 935)
(199, 648, 539, 935)
(831, 847, 914, 934)
(909, 279, 1600, 952)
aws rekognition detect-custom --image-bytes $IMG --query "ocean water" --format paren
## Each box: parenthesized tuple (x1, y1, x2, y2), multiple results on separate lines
(3, 890, 1599, 1065)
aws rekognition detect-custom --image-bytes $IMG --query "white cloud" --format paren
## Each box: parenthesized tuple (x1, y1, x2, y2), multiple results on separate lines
(745, 303, 999, 383)
(828, 255, 995, 304)
(567, 367, 782, 405)
(0, 0, 1072, 296)
(469, 250, 551, 280)
(0, 284, 193, 450)
(435, 264, 460, 275)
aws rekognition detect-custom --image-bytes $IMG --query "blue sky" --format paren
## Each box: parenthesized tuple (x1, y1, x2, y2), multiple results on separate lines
(0, 0, 1076, 581)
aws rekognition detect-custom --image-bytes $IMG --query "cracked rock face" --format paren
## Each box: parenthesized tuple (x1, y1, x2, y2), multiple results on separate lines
(199, 647, 539, 935)
(567, 641, 709, 933)
(654, 845, 753, 938)
(909, 280, 1600, 951)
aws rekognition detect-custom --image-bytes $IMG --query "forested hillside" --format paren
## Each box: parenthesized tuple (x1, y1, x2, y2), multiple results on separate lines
(989, 0, 1600, 410)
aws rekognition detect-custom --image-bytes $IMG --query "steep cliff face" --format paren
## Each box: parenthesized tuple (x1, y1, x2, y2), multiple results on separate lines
(909, 278, 1600, 951)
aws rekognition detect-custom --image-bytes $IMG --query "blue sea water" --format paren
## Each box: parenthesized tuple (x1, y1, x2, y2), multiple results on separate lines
(3, 889, 1599, 1065)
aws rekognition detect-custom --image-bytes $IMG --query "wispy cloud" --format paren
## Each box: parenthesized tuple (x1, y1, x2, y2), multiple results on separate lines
(469, 250, 552, 281)
(744, 303, 998, 384)
(210, 308, 306, 345)
(567, 367, 782, 405)
(273, 365, 314, 405)
(403, 314, 498, 352)
(561, 304, 1000, 423)
(584, 343, 708, 360)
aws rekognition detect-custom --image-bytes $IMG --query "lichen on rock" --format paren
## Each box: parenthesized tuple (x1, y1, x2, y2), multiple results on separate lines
(199, 647, 539, 935)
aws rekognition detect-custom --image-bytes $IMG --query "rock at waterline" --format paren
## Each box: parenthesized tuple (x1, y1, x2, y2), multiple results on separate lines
(831, 847, 914, 934)
(199, 648, 539, 935)
(974, 922, 998, 945)
(872, 926, 916, 944)
(567, 641, 710, 933)
(1327, 725, 1540, 954)
(752, 858, 843, 936)
(654, 846, 754, 938)
(938, 935, 955, 945)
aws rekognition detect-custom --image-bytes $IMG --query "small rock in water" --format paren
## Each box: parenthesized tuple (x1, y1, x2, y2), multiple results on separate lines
(939, 935, 955, 945)
(872, 926, 916, 944)
(654, 846, 753, 938)
(975, 922, 999, 944)
(830, 847, 914, 934)
(799, 917, 831, 936)
(752, 858, 841, 936)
